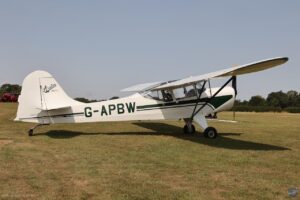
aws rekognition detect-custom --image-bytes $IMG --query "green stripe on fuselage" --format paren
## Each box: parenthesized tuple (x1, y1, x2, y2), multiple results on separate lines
(137, 95, 233, 111)
(210, 95, 233, 108)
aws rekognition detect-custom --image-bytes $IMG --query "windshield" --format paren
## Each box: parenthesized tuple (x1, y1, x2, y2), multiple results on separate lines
(143, 90, 173, 102)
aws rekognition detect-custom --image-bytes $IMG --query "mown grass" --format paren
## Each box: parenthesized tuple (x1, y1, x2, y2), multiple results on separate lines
(0, 103, 300, 200)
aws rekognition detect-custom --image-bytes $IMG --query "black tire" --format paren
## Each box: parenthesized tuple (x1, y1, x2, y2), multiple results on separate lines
(28, 129, 33, 136)
(204, 127, 218, 139)
(183, 124, 195, 134)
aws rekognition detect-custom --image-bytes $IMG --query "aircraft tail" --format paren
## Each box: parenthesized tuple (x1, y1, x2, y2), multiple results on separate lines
(15, 71, 82, 123)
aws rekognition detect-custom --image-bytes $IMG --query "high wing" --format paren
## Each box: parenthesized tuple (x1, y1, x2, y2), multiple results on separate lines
(121, 81, 164, 92)
(122, 57, 288, 92)
(154, 57, 288, 90)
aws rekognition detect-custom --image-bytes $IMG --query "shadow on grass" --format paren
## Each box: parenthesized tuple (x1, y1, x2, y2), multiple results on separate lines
(36, 122, 289, 151)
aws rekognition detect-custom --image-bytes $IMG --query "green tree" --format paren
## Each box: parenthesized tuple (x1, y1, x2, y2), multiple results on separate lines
(287, 90, 298, 107)
(74, 97, 90, 103)
(266, 91, 289, 108)
(234, 99, 248, 106)
(0, 84, 22, 95)
(249, 95, 266, 106)
(110, 96, 119, 100)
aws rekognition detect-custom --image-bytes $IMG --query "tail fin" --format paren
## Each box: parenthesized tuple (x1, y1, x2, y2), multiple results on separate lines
(15, 71, 82, 123)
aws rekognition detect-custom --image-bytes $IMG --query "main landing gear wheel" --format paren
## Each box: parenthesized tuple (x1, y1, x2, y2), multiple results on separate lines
(183, 124, 195, 134)
(183, 118, 195, 134)
(204, 127, 218, 139)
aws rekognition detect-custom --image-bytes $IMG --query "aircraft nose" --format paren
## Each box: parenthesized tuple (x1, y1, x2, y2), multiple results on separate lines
(214, 86, 235, 112)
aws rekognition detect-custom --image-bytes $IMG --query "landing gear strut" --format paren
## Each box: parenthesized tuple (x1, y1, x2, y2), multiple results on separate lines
(186, 76, 236, 139)
(28, 124, 49, 136)
(183, 118, 218, 138)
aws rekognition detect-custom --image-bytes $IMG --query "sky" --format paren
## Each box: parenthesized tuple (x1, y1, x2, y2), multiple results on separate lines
(0, 0, 299, 100)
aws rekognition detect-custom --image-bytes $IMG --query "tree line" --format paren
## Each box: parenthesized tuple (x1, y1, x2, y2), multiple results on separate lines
(233, 90, 300, 113)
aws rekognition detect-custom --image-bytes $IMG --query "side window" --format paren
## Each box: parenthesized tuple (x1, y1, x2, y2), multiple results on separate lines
(158, 91, 164, 100)
(161, 90, 173, 102)
(173, 88, 185, 99)
(195, 82, 206, 96)
(150, 91, 159, 100)
(185, 85, 196, 98)
(145, 90, 161, 100)
(144, 90, 170, 101)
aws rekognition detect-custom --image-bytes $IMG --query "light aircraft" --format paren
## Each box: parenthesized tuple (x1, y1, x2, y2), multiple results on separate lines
(15, 57, 288, 138)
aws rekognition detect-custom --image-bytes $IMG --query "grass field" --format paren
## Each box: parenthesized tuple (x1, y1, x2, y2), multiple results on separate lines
(0, 103, 300, 200)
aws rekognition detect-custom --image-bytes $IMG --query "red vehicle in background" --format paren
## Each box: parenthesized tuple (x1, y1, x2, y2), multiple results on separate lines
(0, 92, 19, 102)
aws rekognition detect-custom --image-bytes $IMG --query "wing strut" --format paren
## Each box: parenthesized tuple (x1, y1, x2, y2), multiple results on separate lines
(191, 80, 207, 117)
(191, 76, 236, 120)
(232, 76, 237, 95)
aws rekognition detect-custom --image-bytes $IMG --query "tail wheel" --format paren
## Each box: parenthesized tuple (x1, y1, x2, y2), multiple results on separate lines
(204, 127, 218, 139)
(183, 124, 195, 134)
(28, 129, 33, 136)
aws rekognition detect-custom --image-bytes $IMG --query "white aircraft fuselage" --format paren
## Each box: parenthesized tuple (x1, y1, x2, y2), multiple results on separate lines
(19, 85, 235, 125)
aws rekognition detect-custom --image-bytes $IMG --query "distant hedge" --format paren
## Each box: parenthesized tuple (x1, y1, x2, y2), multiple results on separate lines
(232, 106, 300, 113)
(284, 107, 300, 113)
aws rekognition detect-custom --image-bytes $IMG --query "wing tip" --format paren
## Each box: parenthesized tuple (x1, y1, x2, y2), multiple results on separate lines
(276, 56, 289, 66)
(275, 56, 289, 63)
(283, 57, 289, 62)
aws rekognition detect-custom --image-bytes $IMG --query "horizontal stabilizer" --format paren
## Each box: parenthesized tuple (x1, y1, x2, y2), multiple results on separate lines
(38, 105, 71, 111)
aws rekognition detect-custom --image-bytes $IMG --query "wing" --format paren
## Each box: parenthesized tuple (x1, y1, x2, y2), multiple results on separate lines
(121, 81, 164, 92)
(154, 57, 288, 90)
(121, 57, 288, 92)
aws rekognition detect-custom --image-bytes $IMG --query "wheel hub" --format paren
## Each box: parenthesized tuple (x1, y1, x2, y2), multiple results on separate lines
(208, 130, 215, 138)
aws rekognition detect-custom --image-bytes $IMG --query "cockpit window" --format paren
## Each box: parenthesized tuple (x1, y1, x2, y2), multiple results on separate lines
(143, 81, 206, 101)
(143, 90, 174, 102)
(144, 90, 161, 100)
(174, 81, 206, 99)
(185, 85, 197, 98)
(195, 82, 206, 96)
(173, 88, 185, 99)
(161, 90, 173, 102)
